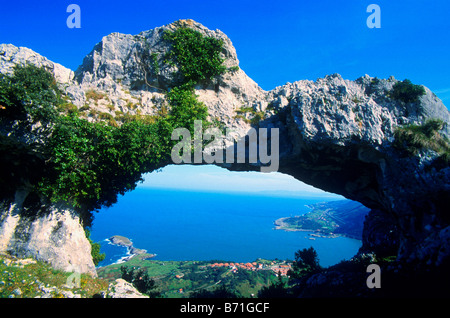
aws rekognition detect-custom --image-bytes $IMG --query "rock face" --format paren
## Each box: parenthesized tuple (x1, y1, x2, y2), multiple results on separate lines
(0, 44, 74, 84)
(105, 279, 148, 298)
(109, 235, 148, 257)
(258, 74, 450, 266)
(1, 19, 449, 276)
(0, 190, 96, 276)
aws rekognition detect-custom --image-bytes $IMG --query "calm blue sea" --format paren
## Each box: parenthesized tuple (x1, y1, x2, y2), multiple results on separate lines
(90, 188, 362, 268)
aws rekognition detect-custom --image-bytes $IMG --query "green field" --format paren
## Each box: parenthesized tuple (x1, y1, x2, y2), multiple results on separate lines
(97, 254, 287, 298)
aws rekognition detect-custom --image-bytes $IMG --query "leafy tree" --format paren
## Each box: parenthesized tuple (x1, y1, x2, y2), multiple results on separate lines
(120, 266, 160, 297)
(37, 115, 173, 224)
(163, 27, 227, 86)
(288, 247, 322, 280)
(257, 274, 291, 298)
(0, 64, 60, 127)
(0, 64, 61, 199)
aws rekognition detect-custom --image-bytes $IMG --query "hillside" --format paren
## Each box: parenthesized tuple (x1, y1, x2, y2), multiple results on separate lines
(0, 253, 108, 298)
(275, 200, 370, 239)
(97, 254, 287, 298)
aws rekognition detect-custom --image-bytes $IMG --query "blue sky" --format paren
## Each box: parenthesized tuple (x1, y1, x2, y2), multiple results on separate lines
(1, 0, 449, 195)
(1, 0, 449, 101)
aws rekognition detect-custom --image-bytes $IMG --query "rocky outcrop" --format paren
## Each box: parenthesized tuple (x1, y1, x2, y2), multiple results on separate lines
(104, 279, 148, 298)
(1, 19, 449, 278)
(0, 44, 74, 84)
(0, 190, 97, 276)
(109, 235, 148, 258)
(360, 209, 400, 257)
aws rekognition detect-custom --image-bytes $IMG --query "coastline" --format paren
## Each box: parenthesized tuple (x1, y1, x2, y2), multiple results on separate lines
(274, 217, 356, 240)
(102, 235, 156, 266)
(273, 200, 369, 240)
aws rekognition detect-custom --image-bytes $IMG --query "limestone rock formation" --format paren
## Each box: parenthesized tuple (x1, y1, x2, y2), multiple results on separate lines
(0, 191, 97, 276)
(0, 19, 449, 279)
(0, 44, 74, 84)
(104, 279, 148, 298)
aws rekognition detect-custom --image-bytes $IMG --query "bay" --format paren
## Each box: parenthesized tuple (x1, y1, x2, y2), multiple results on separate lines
(90, 188, 362, 268)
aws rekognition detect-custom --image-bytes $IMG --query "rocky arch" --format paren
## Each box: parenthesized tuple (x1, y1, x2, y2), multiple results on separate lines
(1, 20, 449, 279)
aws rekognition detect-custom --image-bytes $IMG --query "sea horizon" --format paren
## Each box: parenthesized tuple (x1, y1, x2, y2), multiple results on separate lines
(91, 187, 362, 268)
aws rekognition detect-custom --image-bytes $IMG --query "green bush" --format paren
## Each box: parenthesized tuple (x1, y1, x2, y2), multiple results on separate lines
(390, 79, 426, 103)
(85, 229, 105, 266)
(0, 64, 61, 126)
(37, 115, 173, 223)
(394, 119, 450, 163)
(163, 27, 227, 86)
(120, 266, 160, 296)
(0, 65, 62, 198)
(167, 86, 208, 132)
(288, 247, 322, 280)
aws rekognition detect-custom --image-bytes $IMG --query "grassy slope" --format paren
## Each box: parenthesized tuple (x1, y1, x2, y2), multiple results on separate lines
(0, 254, 108, 298)
(97, 254, 281, 298)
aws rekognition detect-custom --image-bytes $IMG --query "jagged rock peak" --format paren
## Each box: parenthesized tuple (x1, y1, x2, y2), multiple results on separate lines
(74, 19, 240, 89)
(0, 43, 74, 83)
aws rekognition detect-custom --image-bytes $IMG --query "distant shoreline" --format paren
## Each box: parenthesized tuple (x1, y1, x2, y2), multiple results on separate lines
(274, 217, 341, 239)
(273, 200, 369, 240)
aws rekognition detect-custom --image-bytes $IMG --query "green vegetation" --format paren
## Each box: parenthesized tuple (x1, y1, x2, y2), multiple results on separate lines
(0, 65, 65, 199)
(288, 247, 321, 280)
(0, 254, 108, 298)
(85, 230, 105, 266)
(120, 266, 160, 297)
(37, 115, 173, 223)
(0, 247, 402, 298)
(235, 106, 254, 114)
(85, 89, 107, 103)
(390, 79, 426, 103)
(163, 27, 226, 86)
(228, 65, 240, 73)
(234, 106, 266, 126)
(150, 52, 160, 76)
(167, 86, 208, 132)
(277, 215, 336, 234)
(97, 254, 284, 298)
(394, 118, 450, 164)
(0, 64, 61, 127)
(257, 275, 289, 298)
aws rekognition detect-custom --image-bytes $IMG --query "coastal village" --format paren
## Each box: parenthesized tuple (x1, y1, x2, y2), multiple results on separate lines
(207, 260, 292, 277)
